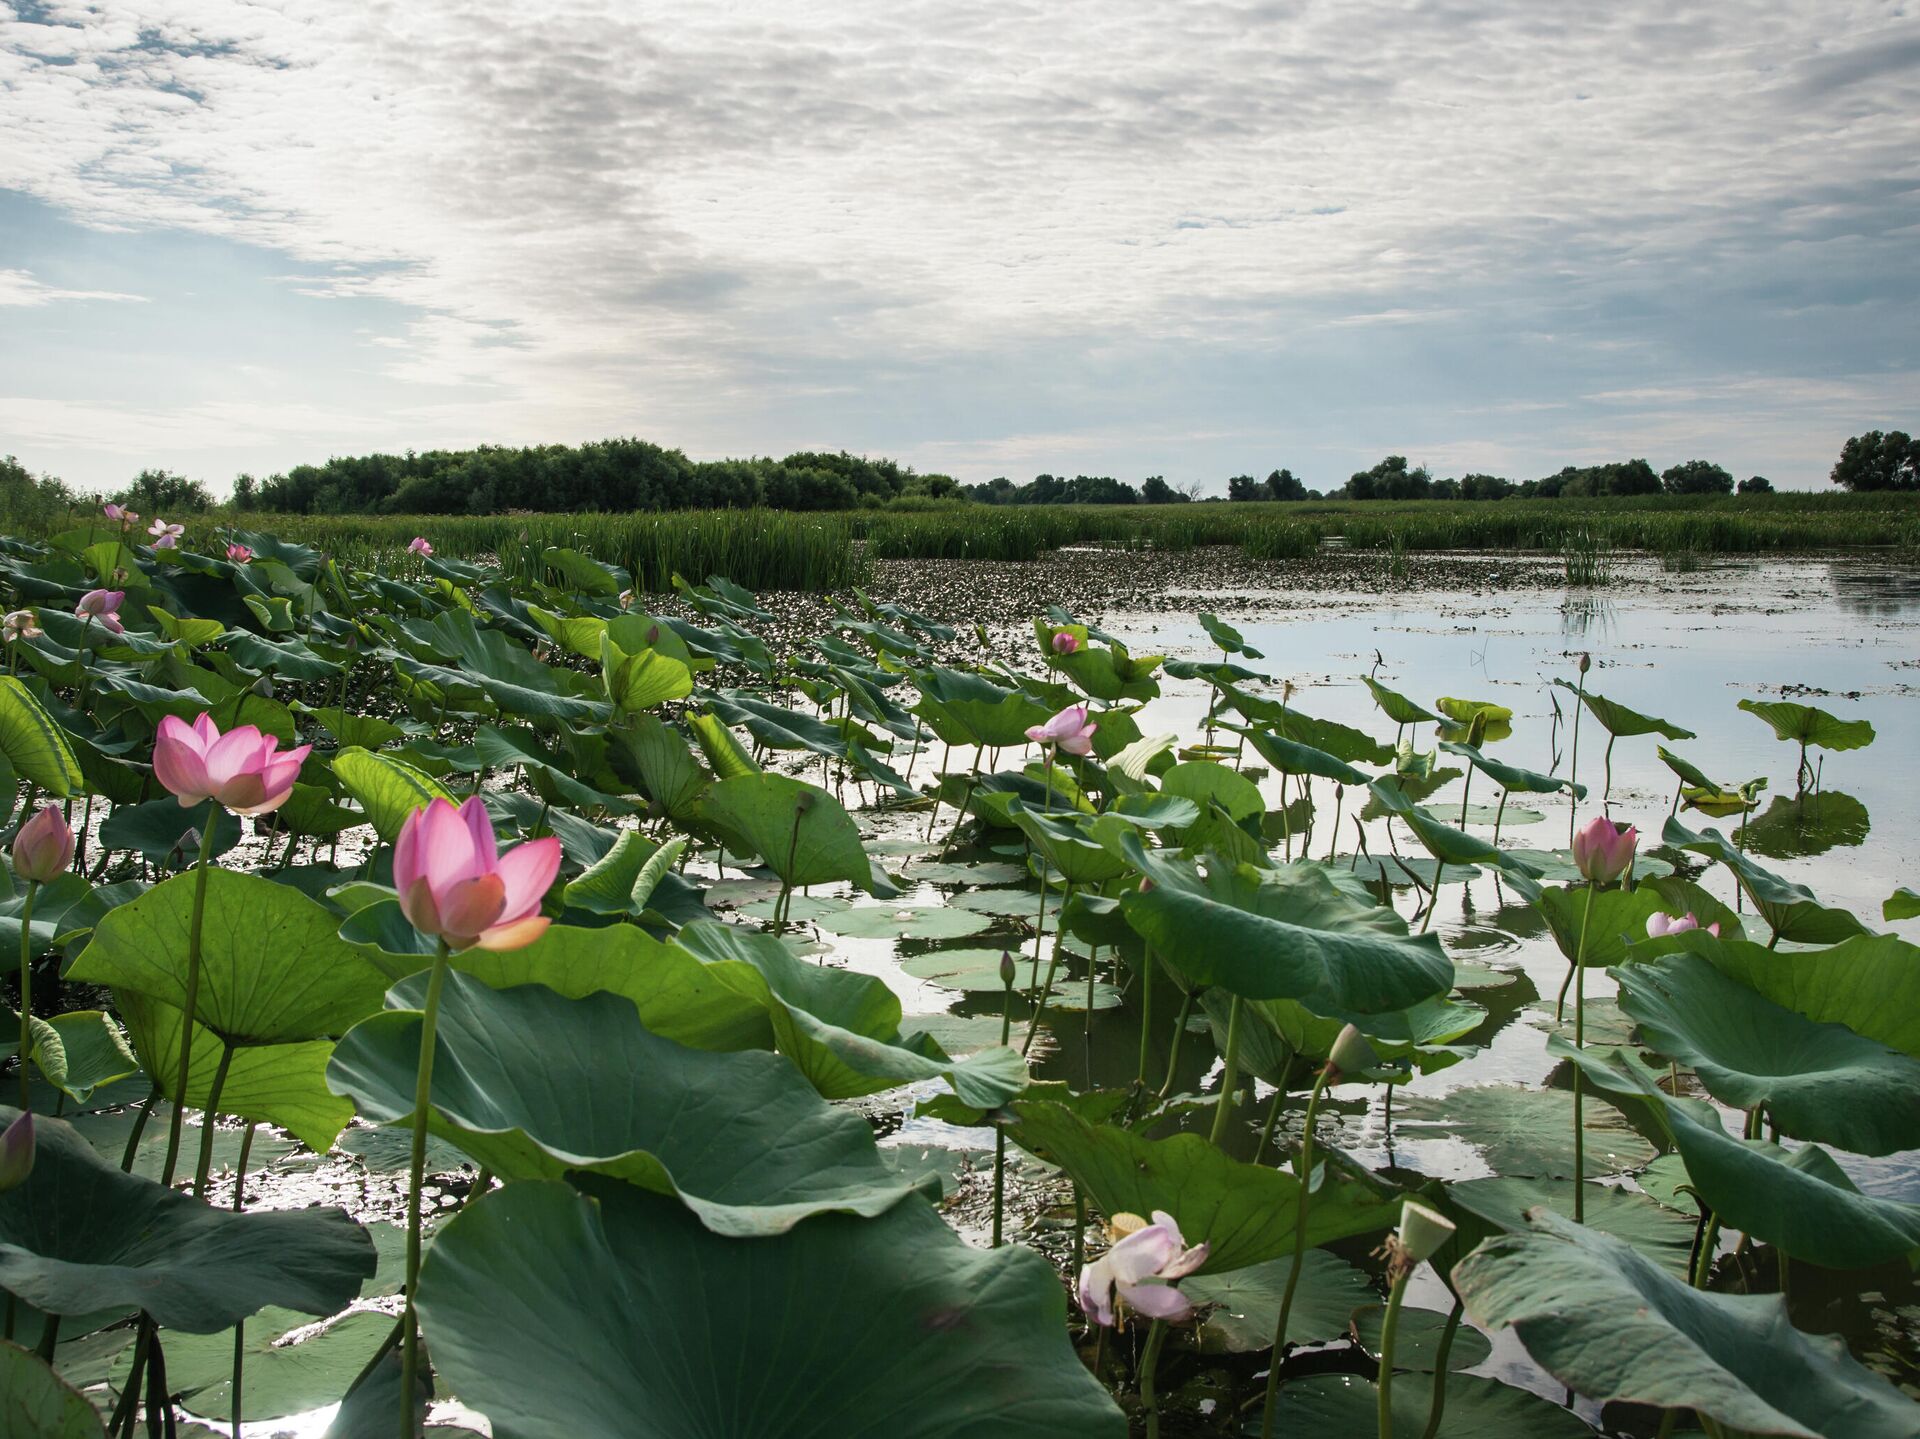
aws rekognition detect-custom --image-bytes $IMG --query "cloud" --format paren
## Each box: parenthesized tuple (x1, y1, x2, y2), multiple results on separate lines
(0, 267, 145, 306)
(0, 0, 1916, 488)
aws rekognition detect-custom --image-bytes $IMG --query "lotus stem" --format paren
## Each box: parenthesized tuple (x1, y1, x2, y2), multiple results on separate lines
(16, 878, 35, 1110)
(1138, 1318, 1169, 1439)
(399, 939, 453, 1439)
(231, 1122, 257, 1439)
(1492, 789, 1509, 845)
(1567, 672, 1585, 846)
(159, 818, 219, 1188)
(1024, 883, 1075, 1055)
(1209, 996, 1246, 1146)
(1418, 1298, 1463, 1439)
(119, 1084, 159, 1171)
(192, 1039, 236, 1199)
(1571, 878, 1595, 1223)
(1260, 1065, 1332, 1438)
(1159, 988, 1197, 1099)
(1377, 1265, 1412, 1439)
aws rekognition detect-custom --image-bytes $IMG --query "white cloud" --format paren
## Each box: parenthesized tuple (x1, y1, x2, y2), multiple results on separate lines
(0, 266, 145, 306)
(0, 0, 1916, 486)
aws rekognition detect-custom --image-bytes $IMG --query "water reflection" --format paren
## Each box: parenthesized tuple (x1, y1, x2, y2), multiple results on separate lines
(1741, 789, 1871, 860)
(1558, 593, 1617, 639)
(1826, 561, 1920, 619)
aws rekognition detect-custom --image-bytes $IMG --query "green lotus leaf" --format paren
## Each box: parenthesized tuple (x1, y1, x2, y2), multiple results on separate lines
(1223, 723, 1367, 785)
(1886, 886, 1920, 922)
(417, 1177, 1124, 1439)
(0, 1339, 106, 1439)
(330, 746, 456, 842)
(110, 1308, 391, 1423)
(694, 773, 878, 892)
(1159, 759, 1264, 821)
(813, 904, 993, 940)
(1550, 681, 1695, 740)
(1006, 802, 1130, 887)
(0, 1108, 373, 1333)
(327, 974, 930, 1236)
(1535, 883, 1671, 968)
(69, 869, 391, 1044)
(1183, 1249, 1377, 1353)
(1662, 817, 1868, 946)
(1438, 740, 1582, 797)
(1737, 698, 1875, 753)
(1363, 674, 1440, 726)
(1119, 838, 1452, 1013)
(0, 678, 82, 798)
(1008, 1098, 1397, 1274)
(1455, 1208, 1916, 1437)
(1613, 952, 1920, 1155)
(1260, 1372, 1591, 1439)
(1367, 779, 1538, 876)
(1447, 1175, 1694, 1276)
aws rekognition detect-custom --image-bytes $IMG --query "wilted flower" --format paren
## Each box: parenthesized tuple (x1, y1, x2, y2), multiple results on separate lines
(394, 797, 560, 952)
(1050, 630, 1080, 656)
(1647, 911, 1719, 939)
(0, 1112, 33, 1192)
(148, 518, 185, 548)
(407, 536, 433, 557)
(153, 714, 311, 816)
(75, 589, 125, 635)
(227, 543, 253, 564)
(618, 589, 634, 609)
(1025, 703, 1097, 757)
(1571, 815, 1637, 884)
(11, 806, 73, 885)
(2, 610, 39, 643)
(1077, 1209, 1210, 1327)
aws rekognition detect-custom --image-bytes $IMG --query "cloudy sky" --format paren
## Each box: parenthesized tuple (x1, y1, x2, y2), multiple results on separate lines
(2, 1, 1916, 495)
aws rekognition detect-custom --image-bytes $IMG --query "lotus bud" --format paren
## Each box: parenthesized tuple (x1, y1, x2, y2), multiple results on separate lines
(999, 951, 1017, 988)
(1571, 815, 1637, 884)
(1327, 1023, 1378, 1081)
(226, 543, 253, 564)
(11, 806, 74, 885)
(0, 1112, 33, 1192)
(1051, 630, 1079, 656)
(1465, 711, 1487, 747)
(1395, 1198, 1455, 1264)
(1577, 651, 1591, 674)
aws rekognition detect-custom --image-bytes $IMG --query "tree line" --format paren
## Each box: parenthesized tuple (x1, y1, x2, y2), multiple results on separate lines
(1, 428, 1912, 525)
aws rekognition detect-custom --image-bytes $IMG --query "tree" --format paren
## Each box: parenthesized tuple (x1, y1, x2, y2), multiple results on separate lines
(1458, 472, 1513, 500)
(118, 468, 213, 514)
(1227, 474, 1264, 502)
(1738, 475, 1773, 494)
(1660, 459, 1734, 495)
(1830, 431, 1917, 491)
(232, 473, 258, 510)
(1344, 455, 1431, 501)
(1140, 475, 1178, 504)
(1265, 468, 1307, 501)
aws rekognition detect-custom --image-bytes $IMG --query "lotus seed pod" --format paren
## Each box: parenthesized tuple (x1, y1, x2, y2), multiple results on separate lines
(1108, 1211, 1149, 1239)
(1396, 1198, 1456, 1263)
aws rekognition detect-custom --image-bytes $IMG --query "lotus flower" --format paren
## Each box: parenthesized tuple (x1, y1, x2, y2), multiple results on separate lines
(148, 518, 185, 549)
(1327, 1022, 1379, 1082)
(1050, 630, 1079, 656)
(103, 502, 138, 527)
(2, 610, 39, 643)
(1571, 815, 1637, 884)
(1647, 910, 1719, 940)
(11, 806, 73, 885)
(1077, 1209, 1210, 1327)
(0, 1112, 33, 1192)
(408, 536, 433, 557)
(1026, 703, 1097, 757)
(227, 543, 253, 564)
(75, 588, 125, 634)
(153, 714, 311, 816)
(394, 797, 560, 952)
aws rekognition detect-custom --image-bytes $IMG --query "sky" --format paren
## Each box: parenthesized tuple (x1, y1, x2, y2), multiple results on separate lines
(1, 2, 1916, 497)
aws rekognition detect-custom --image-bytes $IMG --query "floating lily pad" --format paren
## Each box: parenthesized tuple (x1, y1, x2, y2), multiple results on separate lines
(899, 948, 1028, 992)
(948, 887, 1056, 919)
(1350, 1303, 1496, 1371)
(907, 861, 1028, 886)
(112, 1308, 391, 1422)
(813, 905, 993, 941)
(1394, 1086, 1656, 1180)
(736, 893, 851, 922)
(1261, 1371, 1591, 1439)
(1186, 1249, 1375, 1353)
(1449, 958, 1521, 990)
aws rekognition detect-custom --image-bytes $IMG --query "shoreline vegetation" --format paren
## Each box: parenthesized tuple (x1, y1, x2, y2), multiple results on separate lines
(21, 493, 1920, 593)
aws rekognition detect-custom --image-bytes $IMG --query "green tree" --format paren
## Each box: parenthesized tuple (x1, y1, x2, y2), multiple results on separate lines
(1344, 455, 1431, 500)
(1660, 459, 1734, 495)
(1738, 475, 1773, 494)
(1830, 430, 1917, 491)
(118, 468, 214, 514)
(1265, 468, 1307, 501)
(1226, 474, 1264, 501)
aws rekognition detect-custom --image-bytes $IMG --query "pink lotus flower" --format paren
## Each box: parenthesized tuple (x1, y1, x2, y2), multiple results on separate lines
(148, 518, 185, 548)
(11, 806, 73, 885)
(1571, 815, 1637, 884)
(1077, 1209, 1210, 1327)
(1050, 630, 1079, 656)
(153, 714, 311, 816)
(75, 589, 125, 635)
(1647, 911, 1720, 940)
(394, 797, 560, 952)
(103, 502, 139, 527)
(0, 1112, 33, 1192)
(408, 536, 433, 557)
(1026, 702, 1097, 757)
(2, 610, 39, 643)
(227, 543, 253, 564)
